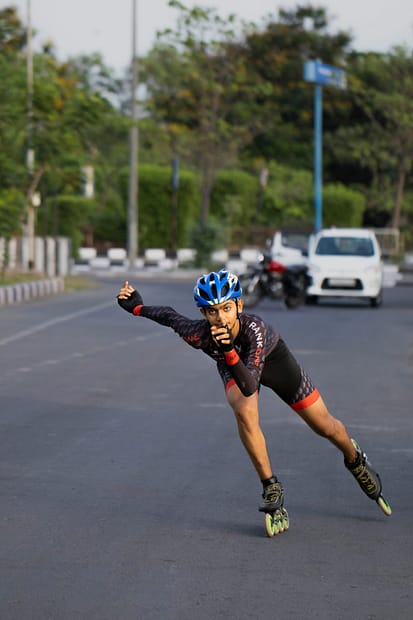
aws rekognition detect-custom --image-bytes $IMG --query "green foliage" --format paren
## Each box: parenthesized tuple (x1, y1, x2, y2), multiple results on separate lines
(0, 7, 26, 54)
(329, 47, 413, 227)
(0, 24, 26, 189)
(143, 2, 262, 222)
(0, 188, 24, 238)
(0, 6, 128, 247)
(210, 169, 258, 226)
(241, 6, 352, 168)
(322, 183, 365, 227)
(91, 189, 126, 245)
(211, 162, 366, 233)
(189, 219, 227, 268)
(41, 195, 97, 255)
(119, 164, 200, 249)
(260, 162, 314, 228)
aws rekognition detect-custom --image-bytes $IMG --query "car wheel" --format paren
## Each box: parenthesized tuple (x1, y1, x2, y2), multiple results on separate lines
(306, 295, 318, 305)
(369, 291, 382, 308)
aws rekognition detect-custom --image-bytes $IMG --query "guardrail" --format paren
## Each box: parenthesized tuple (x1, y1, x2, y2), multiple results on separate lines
(71, 246, 262, 274)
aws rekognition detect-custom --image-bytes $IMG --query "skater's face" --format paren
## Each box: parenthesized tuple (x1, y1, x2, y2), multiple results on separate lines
(201, 299, 243, 334)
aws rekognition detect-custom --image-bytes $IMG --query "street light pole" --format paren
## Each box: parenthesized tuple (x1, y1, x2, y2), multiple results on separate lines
(314, 84, 323, 233)
(127, 0, 139, 269)
(26, 0, 36, 270)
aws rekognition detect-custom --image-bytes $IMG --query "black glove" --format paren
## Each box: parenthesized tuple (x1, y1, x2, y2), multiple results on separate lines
(117, 289, 143, 313)
(218, 327, 235, 352)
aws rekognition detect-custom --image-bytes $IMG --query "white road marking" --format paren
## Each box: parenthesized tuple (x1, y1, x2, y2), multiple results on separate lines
(0, 301, 113, 347)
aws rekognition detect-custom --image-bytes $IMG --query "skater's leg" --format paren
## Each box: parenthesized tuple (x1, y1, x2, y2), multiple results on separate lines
(226, 384, 287, 517)
(344, 438, 390, 512)
(295, 393, 390, 513)
(225, 384, 273, 480)
(294, 393, 357, 463)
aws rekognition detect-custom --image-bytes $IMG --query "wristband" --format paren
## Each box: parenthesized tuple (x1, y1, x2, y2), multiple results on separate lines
(224, 350, 240, 366)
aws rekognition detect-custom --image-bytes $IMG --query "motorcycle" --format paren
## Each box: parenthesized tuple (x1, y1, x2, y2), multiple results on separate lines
(238, 251, 310, 309)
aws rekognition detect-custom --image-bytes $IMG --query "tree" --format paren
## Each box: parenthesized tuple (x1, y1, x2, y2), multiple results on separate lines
(239, 5, 352, 168)
(328, 47, 413, 228)
(0, 8, 27, 190)
(141, 1, 261, 223)
(0, 4, 130, 249)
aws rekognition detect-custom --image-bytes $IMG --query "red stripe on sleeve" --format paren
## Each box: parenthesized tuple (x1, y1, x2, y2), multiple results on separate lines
(133, 305, 143, 316)
(224, 350, 240, 366)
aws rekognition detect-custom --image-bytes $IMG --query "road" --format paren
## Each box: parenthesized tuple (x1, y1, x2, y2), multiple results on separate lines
(1, 278, 412, 620)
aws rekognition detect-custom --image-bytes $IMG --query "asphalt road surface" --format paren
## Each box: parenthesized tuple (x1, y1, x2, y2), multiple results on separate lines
(1, 277, 412, 620)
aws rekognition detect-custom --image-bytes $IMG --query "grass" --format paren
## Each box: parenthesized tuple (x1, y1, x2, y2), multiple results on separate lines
(0, 272, 100, 292)
(63, 275, 101, 292)
(0, 272, 43, 286)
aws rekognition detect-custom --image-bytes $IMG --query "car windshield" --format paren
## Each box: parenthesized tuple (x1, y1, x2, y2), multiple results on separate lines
(315, 236, 374, 257)
(280, 232, 310, 253)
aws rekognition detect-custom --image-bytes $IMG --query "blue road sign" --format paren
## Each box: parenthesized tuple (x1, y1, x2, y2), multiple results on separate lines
(304, 60, 346, 90)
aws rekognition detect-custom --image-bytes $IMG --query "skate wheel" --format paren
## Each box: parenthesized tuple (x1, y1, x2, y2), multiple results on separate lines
(377, 495, 392, 516)
(264, 509, 287, 537)
(281, 508, 290, 531)
(264, 512, 275, 537)
(265, 513, 280, 538)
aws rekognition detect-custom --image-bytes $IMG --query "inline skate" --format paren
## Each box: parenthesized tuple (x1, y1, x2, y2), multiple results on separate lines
(345, 439, 391, 516)
(258, 477, 289, 537)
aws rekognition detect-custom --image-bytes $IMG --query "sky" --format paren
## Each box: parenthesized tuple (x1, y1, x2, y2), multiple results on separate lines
(3, 0, 413, 72)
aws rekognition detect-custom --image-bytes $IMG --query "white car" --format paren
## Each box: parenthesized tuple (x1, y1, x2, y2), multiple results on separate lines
(306, 228, 383, 307)
(270, 231, 312, 266)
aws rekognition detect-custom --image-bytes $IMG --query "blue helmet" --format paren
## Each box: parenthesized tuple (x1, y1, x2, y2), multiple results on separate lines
(193, 269, 242, 307)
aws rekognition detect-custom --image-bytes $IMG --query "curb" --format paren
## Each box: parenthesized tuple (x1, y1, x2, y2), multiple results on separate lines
(398, 271, 413, 286)
(0, 277, 65, 306)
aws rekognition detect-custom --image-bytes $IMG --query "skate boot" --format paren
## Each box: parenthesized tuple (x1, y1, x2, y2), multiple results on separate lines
(345, 439, 391, 516)
(258, 476, 289, 537)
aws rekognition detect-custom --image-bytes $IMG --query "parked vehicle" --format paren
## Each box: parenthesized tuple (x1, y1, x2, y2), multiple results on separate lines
(306, 228, 383, 307)
(270, 230, 313, 266)
(238, 251, 310, 309)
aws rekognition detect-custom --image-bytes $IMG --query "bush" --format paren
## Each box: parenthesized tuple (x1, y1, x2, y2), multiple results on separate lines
(210, 169, 258, 227)
(189, 219, 227, 268)
(119, 164, 200, 250)
(41, 195, 97, 256)
(91, 190, 126, 245)
(260, 162, 314, 228)
(322, 183, 366, 227)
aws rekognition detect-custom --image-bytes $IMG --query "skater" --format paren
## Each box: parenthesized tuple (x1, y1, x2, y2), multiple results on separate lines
(117, 269, 391, 524)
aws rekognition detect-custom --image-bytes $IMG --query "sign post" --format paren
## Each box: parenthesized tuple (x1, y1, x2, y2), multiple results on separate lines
(304, 60, 346, 232)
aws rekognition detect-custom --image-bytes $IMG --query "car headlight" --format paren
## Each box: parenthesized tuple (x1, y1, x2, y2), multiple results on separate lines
(309, 263, 322, 273)
(364, 265, 381, 275)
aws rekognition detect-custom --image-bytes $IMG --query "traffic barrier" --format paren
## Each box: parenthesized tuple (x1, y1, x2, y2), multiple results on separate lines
(0, 277, 65, 306)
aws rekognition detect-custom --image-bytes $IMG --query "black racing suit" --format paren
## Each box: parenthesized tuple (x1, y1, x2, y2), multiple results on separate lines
(133, 305, 319, 410)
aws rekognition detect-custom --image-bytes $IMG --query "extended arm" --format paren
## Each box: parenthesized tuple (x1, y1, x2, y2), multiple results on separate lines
(117, 281, 207, 345)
